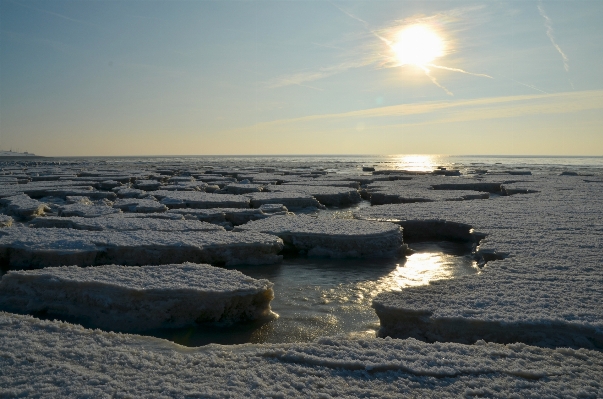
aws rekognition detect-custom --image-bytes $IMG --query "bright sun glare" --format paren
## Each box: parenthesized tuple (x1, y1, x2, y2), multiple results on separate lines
(392, 25, 444, 66)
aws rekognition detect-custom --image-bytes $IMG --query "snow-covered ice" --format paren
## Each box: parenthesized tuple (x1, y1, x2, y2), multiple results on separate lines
(0, 194, 50, 220)
(154, 190, 251, 209)
(267, 185, 362, 206)
(112, 198, 169, 213)
(0, 263, 274, 331)
(0, 227, 284, 268)
(246, 191, 323, 210)
(236, 214, 405, 258)
(58, 203, 122, 218)
(1, 312, 601, 398)
(28, 215, 224, 232)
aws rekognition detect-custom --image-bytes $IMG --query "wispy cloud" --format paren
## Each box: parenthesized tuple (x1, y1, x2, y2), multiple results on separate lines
(221, 90, 603, 133)
(265, 60, 372, 89)
(538, 1, 569, 72)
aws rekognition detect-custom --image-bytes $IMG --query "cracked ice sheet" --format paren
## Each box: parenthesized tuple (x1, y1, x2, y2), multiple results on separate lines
(0, 263, 274, 331)
(354, 175, 603, 348)
(0, 227, 283, 269)
(0, 313, 602, 398)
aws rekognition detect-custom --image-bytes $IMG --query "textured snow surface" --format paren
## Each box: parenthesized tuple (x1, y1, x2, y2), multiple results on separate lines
(154, 191, 251, 209)
(0, 264, 274, 330)
(247, 191, 323, 210)
(236, 214, 405, 258)
(112, 198, 169, 213)
(1, 312, 602, 398)
(28, 216, 224, 232)
(267, 185, 362, 206)
(58, 203, 122, 218)
(0, 194, 50, 219)
(0, 228, 284, 268)
(355, 175, 603, 348)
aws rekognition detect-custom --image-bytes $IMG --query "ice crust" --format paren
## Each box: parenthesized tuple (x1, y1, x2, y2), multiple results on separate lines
(112, 198, 169, 213)
(28, 216, 224, 232)
(246, 191, 323, 210)
(0, 194, 50, 219)
(1, 312, 602, 398)
(355, 175, 603, 349)
(0, 227, 284, 268)
(153, 190, 251, 209)
(0, 263, 274, 331)
(58, 203, 122, 218)
(267, 185, 362, 206)
(235, 214, 405, 257)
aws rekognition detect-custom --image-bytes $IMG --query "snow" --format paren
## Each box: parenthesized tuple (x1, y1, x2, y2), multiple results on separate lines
(58, 203, 123, 218)
(267, 185, 362, 206)
(355, 174, 603, 349)
(112, 198, 169, 213)
(0, 194, 50, 219)
(28, 216, 224, 232)
(246, 191, 323, 210)
(235, 214, 405, 258)
(0, 263, 274, 331)
(1, 312, 601, 398)
(0, 227, 284, 268)
(153, 191, 251, 209)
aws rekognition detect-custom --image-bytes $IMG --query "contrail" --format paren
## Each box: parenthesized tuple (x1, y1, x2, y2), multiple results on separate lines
(419, 66, 453, 96)
(329, 2, 394, 48)
(538, 2, 569, 72)
(426, 64, 493, 79)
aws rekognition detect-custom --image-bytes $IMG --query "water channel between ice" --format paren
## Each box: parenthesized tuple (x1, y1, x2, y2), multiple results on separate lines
(153, 240, 479, 346)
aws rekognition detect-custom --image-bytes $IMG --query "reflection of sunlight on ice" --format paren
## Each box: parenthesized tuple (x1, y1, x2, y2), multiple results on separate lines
(391, 154, 439, 172)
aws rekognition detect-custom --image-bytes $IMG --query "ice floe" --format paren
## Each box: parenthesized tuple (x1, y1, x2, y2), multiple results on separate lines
(246, 191, 323, 210)
(0, 194, 50, 220)
(0, 228, 283, 268)
(112, 198, 168, 213)
(153, 191, 251, 209)
(235, 214, 405, 258)
(28, 216, 223, 232)
(0, 263, 274, 331)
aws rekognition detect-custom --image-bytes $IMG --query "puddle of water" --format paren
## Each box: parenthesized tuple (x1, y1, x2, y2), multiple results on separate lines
(151, 241, 478, 346)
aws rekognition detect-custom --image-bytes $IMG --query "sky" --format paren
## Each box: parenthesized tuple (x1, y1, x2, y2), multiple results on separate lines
(1, 0, 602, 156)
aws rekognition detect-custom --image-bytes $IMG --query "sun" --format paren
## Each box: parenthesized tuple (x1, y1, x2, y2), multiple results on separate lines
(391, 25, 444, 67)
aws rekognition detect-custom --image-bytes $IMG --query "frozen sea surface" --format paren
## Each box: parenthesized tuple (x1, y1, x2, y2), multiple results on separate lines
(0, 154, 602, 396)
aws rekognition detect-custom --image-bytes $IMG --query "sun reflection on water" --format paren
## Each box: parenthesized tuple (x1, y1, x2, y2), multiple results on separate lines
(389, 154, 441, 172)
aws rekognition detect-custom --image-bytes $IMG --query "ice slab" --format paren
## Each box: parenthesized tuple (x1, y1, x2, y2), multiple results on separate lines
(154, 191, 251, 209)
(267, 185, 361, 207)
(113, 187, 148, 198)
(28, 216, 223, 232)
(246, 192, 323, 210)
(112, 198, 168, 213)
(356, 175, 603, 348)
(219, 183, 265, 194)
(0, 194, 50, 220)
(0, 227, 283, 269)
(0, 263, 274, 331)
(235, 214, 404, 258)
(58, 203, 122, 218)
(2, 313, 601, 398)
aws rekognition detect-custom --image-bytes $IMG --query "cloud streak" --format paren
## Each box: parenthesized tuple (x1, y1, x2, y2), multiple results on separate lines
(538, 1, 569, 72)
(222, 90, 603, 133)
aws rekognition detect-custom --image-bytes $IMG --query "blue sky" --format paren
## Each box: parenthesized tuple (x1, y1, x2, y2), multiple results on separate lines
(1, 0, 602, 156)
